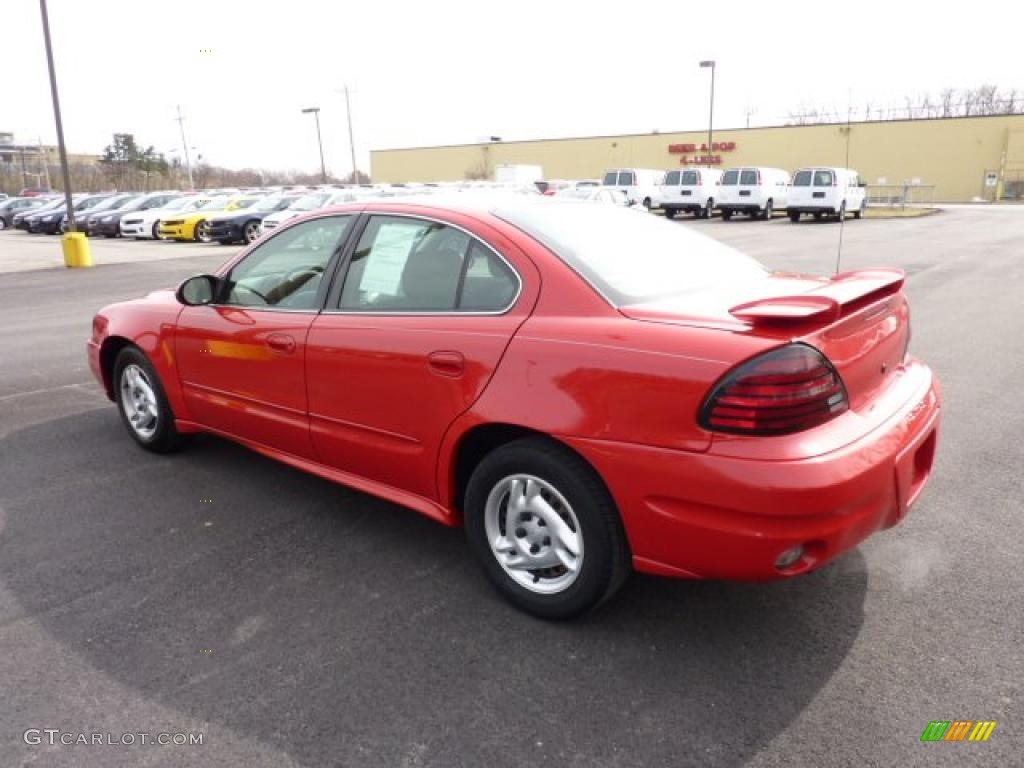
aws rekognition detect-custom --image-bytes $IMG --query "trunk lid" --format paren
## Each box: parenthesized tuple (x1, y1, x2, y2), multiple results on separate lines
(620, 269, 910, 410)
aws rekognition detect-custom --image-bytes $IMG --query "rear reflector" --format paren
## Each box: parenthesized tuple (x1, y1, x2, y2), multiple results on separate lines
(700, 343, 849, 435)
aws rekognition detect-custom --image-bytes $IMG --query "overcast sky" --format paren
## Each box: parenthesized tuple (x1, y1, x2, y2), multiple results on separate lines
(5, 0, 1021, 177)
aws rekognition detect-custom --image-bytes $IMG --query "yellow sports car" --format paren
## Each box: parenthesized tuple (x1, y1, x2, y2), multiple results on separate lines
(158, 195, 262, 242)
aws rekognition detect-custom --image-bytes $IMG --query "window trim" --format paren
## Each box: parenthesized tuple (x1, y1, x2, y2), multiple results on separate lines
(324, 212, 524, 317)
(209, 211, 358, 315)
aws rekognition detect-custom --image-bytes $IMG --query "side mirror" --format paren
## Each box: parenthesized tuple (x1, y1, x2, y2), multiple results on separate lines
(176, 274, 219, 306)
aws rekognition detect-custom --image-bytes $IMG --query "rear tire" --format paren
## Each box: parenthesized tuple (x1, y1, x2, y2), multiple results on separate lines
(836, 201, 846, 221)
(465, 437, 630, 619)
(642, 197, 652, 210)
(789, 210, 801, 222)
(0, 218, 7, 230)
(243, 219, 261, 244)
(762, 200, 773, 220)
(113, 347, 185, 454)
(721, 209, 733, 221)
(663, 208, 676, 220)
(702, 198, 714, 218)
(853, 199, 865, 219)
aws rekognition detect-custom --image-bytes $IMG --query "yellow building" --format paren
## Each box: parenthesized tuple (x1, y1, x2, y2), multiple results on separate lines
(371, 114, 1024, 202)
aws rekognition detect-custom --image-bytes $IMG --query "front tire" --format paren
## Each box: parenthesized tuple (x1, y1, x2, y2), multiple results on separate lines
(642, 197, 652, 210)
(789, 210, 801, 222)
(243, 220, 261, 244)
(663, 208, 676, 220)
(465, 437, 630, 619)
(0, 217, 7, 230)
(113, 347, 184, 453)
(194, 219, 212, 243)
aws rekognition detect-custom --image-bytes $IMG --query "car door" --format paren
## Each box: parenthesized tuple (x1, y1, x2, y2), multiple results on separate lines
(174, 214, 355, 457)
(305, 212, 538, 501)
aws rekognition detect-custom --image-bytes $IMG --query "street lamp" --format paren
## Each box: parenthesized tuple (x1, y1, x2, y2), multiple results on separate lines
(39, 0, 90, 266)
(301, 107, 327, 183)
(699, 60, 715, 165)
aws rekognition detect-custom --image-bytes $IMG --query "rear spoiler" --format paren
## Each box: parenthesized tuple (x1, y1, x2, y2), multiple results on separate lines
(730, 268, 905, 325)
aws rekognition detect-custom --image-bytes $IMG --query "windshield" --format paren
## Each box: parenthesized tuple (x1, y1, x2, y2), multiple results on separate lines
(252, 194, 291, 212)
(288, 193, 331, 211)
(602, 171, 618, 186)
(496, 202, 766, 306)
(88, 195, 131, 212)
(198, 197, 229, 210)
(227, 197, 261, 211)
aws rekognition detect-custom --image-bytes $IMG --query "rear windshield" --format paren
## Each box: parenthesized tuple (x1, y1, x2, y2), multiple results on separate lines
(617, 171, 635, 186)
(664, 170, 681, 186)
(721, 170, 739, 185)
(681, 170, 700, 185)
(792, 170, 813, 186)
(495, 202, 766, 306)
(813, 170, 834, 186)
(602, 171, 618, 186)
(740, 170, 758, 185)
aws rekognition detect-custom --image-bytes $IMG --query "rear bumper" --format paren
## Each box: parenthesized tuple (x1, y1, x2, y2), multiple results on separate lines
(718, 203, 767, 214)
(563, 361, 941, 581)
(790, 205, 842, 214)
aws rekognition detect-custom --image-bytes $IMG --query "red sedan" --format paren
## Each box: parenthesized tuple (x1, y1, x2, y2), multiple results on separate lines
(88, 199, 941, 618)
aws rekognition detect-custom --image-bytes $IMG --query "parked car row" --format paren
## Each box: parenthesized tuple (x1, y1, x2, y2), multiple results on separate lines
(596, 166, 868, 222)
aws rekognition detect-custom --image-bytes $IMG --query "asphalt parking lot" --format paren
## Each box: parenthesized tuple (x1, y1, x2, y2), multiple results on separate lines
(1, 207, 1021, 767)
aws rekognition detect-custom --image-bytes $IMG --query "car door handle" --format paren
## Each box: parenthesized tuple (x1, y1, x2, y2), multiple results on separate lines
(427, 350, 465, 377)
(266, 333, 297, 354)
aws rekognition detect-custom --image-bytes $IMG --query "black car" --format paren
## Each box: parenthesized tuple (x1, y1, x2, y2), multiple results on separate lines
(207, 193, 302, 244)
(13, 197, 64, 230)
(86, 192, 178, 237)
(68, 193, 140, 234)
(31, 194, 110, 234)
(0, 197, 49, 230)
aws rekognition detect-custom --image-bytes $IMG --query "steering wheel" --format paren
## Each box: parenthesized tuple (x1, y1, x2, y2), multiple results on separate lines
(232, 283, 270, 304)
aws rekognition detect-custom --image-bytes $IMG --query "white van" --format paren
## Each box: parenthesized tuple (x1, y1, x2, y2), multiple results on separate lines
(660, 167, 723, 219)
(601, 168, 665, 209)
(787, 167, 867, 221)
(717, 167, 790, 220)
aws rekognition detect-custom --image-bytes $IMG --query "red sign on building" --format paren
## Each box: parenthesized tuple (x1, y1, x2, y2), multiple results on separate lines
(668, 141, 736, 165)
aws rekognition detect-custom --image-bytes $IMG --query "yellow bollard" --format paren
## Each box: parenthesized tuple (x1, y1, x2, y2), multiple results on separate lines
(62, 231, 92, 268)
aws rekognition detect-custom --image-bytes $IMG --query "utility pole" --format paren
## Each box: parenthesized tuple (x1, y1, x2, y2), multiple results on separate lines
(175, 105, 194, 189)
(38, 137, 52, 189)
(699, 60, 716, 165)
(344, 85, 358, 184)
(19, 147, 28, 189)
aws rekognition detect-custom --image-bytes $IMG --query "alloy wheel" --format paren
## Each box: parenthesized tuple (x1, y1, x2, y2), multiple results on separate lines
(119, 364, 159, 440)
(484, 474, 584, 595)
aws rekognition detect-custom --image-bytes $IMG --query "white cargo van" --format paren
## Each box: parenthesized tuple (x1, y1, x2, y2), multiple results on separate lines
(787, 167, 866, 221)
(660, 168, 723, 219)
(717, 167, 790, 220)
(601, 168, 665, 209)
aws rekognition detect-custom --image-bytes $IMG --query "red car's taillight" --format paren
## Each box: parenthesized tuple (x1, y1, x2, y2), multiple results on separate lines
(700, 343, 849, 435)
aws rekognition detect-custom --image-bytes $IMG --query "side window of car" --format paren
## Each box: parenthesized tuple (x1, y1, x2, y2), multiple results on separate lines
(338, 216, 518, 313)
(219, 215, 352, 310)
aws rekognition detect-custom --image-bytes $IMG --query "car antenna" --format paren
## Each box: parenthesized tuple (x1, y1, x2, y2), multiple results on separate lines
(835, 89, 853, 275)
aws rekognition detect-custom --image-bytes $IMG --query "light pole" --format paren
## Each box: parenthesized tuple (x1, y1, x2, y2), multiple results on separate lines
(302, 107, 327, 183)
(39, 0, 90, 266)
(175, 105, 194, 189)
(699, 60, 715, 165)
(343, 86, 357, 184)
